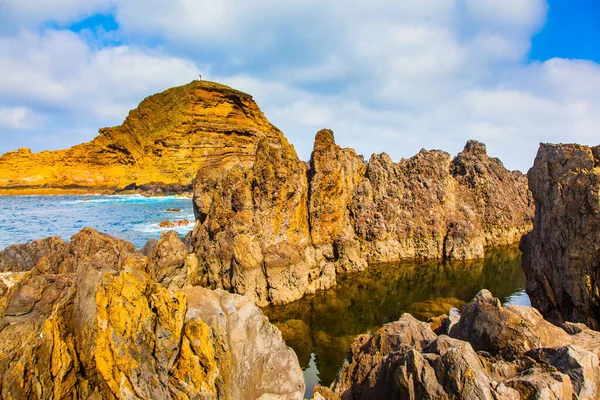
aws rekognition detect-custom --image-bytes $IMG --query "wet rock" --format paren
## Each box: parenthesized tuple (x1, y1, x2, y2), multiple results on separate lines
(521, 142, 600, 329)
(159, 219, 191, 228)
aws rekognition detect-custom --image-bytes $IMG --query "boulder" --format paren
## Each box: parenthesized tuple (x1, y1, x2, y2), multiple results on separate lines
(0, 236, 68, 272)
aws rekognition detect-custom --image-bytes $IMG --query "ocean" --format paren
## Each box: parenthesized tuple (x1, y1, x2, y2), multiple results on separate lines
(0, 195, 195, 250)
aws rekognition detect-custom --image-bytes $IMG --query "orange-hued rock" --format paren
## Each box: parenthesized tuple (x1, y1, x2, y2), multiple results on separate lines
(0, 81, 283, 195)
(0, 228, 306, 399)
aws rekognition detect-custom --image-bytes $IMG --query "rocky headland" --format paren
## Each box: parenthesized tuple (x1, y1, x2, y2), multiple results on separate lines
(0, 81, 282, 195)
(521, 143, 600, 330)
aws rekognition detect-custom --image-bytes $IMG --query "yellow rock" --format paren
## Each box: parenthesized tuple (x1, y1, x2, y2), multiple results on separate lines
(0, 81, 285, 195)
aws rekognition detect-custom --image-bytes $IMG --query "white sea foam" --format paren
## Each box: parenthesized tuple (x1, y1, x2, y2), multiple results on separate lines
(133, 220, 196, 234)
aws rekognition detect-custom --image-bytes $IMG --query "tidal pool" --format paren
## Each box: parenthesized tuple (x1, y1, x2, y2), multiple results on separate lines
(263, 246, 528, 398)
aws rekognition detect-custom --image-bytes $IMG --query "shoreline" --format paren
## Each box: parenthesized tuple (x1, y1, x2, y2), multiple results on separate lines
(0, 188, 192, 198)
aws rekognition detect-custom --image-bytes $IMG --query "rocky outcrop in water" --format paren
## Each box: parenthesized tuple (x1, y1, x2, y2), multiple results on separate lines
(191, 128, 533, 305)
(331, 290, 600, 400)
(0, 228, 304, 399)
(521, 143, 600, 330)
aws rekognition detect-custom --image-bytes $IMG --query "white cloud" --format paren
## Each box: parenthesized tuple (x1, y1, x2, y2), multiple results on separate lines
(0, 106, 40, 130)
(1, 0, 600, 173)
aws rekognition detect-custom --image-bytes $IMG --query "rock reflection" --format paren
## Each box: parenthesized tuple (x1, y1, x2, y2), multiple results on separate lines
(263, 245, 525, 392)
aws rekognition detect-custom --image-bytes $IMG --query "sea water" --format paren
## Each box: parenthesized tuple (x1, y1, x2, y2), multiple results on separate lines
(0, 195, 195, 250)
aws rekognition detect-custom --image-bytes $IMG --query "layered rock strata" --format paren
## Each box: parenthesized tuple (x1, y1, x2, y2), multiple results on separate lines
(331, 290, 600, 400)
(191, 128, 533, 305)
(0, 81, 283, 194)
(521, 143, 600, 330)
(0, 228, 304, 399)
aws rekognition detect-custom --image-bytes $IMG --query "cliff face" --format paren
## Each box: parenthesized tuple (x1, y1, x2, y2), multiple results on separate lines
(0, 229, 305, 399)
(0, 81, 283, 194)
(521, 143, 600, 330)
(191, 128, 533, 306)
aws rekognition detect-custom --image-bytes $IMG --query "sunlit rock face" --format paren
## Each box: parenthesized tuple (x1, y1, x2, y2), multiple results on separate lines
(191, 126, 533, 306)
(0, 81, 283, 195)
(521, 143, 600, 330)
(0, 228, 305, 400)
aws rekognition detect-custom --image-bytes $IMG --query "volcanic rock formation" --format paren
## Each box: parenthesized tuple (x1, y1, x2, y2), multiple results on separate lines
(521, 143, 600, 330)
(0, 81, 284, 195)
(0, 228, 305, 399)
(190, 128, 533, 306)
(0, 81, 533, 306)
(331, 290, 600, 400)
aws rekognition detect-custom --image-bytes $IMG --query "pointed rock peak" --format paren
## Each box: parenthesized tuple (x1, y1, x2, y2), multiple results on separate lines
(463, 140, 487, 156)
(313, 129, 336, 152)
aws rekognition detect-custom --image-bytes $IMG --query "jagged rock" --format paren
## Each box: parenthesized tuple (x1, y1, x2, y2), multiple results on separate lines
(449, 289, 572, 359)
(0, 228, 305, 400)
(521, 142, 600, 329)
(0, 236, 68, 272)
(147, 231, 189, 288)
(331, 291, 600, 400)
(527, 345, 599, 399)
(192, 130, 533, 305)
(308, 129, 367, 273)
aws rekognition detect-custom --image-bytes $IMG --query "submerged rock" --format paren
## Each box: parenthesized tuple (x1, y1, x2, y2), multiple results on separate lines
(0, 228, 305, 399)
(331, 290, 600, 400)
(521, 143, 600, 329)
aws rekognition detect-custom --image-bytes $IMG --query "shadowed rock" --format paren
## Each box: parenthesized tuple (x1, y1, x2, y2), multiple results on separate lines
(521, 142, 600, 329)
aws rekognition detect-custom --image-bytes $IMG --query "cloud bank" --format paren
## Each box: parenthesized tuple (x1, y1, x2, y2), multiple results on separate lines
(0, 0, 598, 171)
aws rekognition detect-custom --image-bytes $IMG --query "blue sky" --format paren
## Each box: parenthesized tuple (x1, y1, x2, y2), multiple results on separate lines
(0, 0, 599, 172)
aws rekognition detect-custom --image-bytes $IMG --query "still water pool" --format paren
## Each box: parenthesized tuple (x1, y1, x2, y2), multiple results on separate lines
(263, 246, 529, 398)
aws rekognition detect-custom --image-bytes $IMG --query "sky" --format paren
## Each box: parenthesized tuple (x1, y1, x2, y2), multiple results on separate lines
(0, 1, 599, 172)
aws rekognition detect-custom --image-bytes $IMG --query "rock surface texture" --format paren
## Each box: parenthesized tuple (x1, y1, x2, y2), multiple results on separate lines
(191, 127, 533, 305)
(521, 143, 600, 330)
(331, 290, 600, 400)
(0, 81, 281, 195)
(0, 228, 304, 399)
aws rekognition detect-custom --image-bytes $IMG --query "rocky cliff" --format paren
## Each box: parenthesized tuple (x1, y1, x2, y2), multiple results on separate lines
(521, 143, 600, 330)
(191, 128, 533, 306)
(331, 290, 600, 400)
(0, 229, 305, 399)
(0, 81, 284, 195)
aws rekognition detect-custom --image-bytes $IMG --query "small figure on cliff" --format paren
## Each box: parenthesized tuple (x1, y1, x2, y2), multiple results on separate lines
(198, 74, 202, 82)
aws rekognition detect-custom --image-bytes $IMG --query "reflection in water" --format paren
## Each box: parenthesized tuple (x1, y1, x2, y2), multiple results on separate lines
(263, 246, 528, 397)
